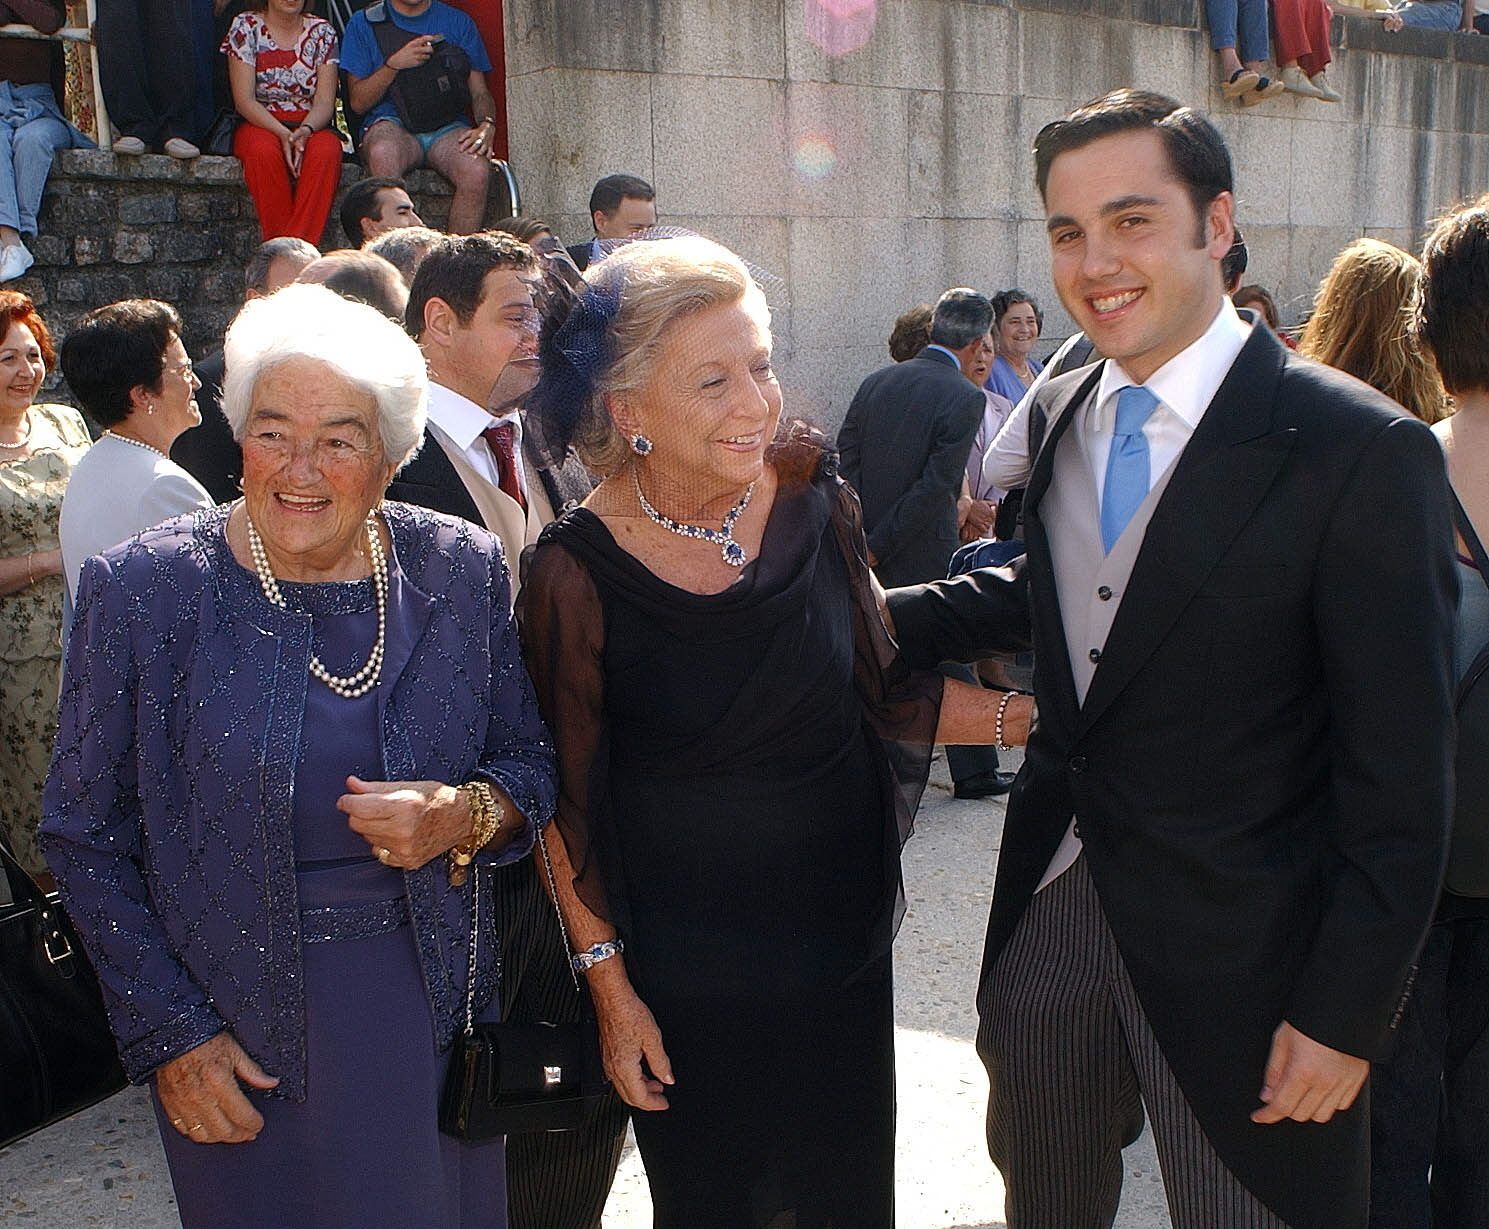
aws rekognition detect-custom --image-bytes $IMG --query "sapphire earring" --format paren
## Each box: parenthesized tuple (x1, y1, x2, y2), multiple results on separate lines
(630, 434, 653, 456)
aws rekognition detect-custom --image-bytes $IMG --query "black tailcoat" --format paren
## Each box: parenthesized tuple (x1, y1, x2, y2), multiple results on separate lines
(888, 325, 1456, 1229)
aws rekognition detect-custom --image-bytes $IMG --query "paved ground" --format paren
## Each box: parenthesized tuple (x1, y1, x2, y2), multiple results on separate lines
(0, 755, 1174, 1228)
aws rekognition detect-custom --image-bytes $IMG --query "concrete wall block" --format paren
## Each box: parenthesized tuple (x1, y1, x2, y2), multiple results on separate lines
(786, 216, 911, 349)
(184, 156, 247, 186)
(143, 269, 193, 302)
(112, 231, 154, 264)
(153, 229, 222, 263)
(503, 0, 557, 78)
(1364, 53, 1450, 132)
(1017, 11, 1110, 100)
(1010, 93, 1076, 221)
(652, 75, 787, 216)
(775, 342, 887, 432)
(519, 68, 654, 218)
(1288, 119, 1364, 227)
(28, 235, 68, 267)
(908, 91, 1023, 220)
(783, 81, 910, 218)
(1013, 218, 1073, 340)
(1211, 112, 1294, 228)
(1357, 124, 1417, 230)
(504, 68, 560, 216)
(1235, 223, 1296, 319)
(1132, 25, 1211, 109)
(1285, 224, 1366, 312)
(905, 216, 1022, 300)
(651, 0, 785, 79)
(659, 213, 792, 294)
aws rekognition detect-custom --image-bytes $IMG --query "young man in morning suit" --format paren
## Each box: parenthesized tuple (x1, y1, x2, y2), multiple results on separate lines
(885, 91, 1455, 1227)
(385, 233, 625, 1229)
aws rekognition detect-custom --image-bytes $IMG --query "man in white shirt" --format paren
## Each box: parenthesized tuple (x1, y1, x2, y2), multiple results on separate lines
(886, 90, 1454, 1229)
(387, 231, 587, 585)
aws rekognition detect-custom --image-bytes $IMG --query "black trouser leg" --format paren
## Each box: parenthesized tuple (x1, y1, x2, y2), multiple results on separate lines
(95, 0, 199, 144)
(490, 857, 630, 1229)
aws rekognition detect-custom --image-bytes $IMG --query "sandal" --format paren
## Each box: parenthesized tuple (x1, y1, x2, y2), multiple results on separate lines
(1221, 68, 1261, 98)
(1240, 75, 1287, 106)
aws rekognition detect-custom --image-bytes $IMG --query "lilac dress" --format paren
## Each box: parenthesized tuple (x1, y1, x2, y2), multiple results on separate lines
(150, 581, 506, 1229)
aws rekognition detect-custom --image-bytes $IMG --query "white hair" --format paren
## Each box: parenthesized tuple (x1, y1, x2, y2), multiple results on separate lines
(221, 282, 427, 469)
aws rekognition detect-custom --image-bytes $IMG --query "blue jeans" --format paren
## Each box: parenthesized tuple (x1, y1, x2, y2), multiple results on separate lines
(1369, 913, 1489, 1228)
(1205, 0, 1272, 61)
(1400, 0, 1466, 28)
(0, 83, 89, 234)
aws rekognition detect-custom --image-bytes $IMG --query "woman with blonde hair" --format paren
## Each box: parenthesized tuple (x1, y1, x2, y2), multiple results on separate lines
(521, 235, 1033, 1227)
(1299, 237, 1450, 424)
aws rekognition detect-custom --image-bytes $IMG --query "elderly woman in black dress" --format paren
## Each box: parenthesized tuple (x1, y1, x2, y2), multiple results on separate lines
(520, 236, 1033, 1228)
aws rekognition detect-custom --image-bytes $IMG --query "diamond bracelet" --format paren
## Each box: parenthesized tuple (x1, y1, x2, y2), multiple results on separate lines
(571, 939, 625, 974)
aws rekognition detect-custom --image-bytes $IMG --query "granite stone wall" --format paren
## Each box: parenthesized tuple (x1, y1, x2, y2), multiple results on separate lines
(503, 0, 1489, 427)
(20, 152, 491, 397)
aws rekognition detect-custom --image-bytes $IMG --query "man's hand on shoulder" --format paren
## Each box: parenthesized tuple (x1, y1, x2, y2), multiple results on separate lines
(1251, 1021, 1368, 1125)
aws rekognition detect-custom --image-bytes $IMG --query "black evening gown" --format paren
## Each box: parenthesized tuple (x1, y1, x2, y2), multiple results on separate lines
(520, 440, 942, 1229)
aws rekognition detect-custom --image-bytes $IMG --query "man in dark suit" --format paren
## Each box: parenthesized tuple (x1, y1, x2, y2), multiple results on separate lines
(886, 91, 1455, 1228)
(839, 287, 1012, 799)
(564, 173, 656, 272)
(384, 232, 623, 1229)
(171, 237, 319, 502)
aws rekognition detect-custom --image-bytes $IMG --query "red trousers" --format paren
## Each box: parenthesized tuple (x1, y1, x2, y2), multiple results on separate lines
(234, 110, 342, 245)
(1272, 0, 1334, 75)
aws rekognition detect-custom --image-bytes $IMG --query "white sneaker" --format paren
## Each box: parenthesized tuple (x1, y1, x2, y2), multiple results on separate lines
(163, 137, 200, 159)
(112, 135, 146, 155)
(0, 241, 34, 283)
(1310, 73, 1343, 103)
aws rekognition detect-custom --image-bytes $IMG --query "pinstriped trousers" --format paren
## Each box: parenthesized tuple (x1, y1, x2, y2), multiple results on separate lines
(977, 856, 1290, 1229)
(491, 857, 630, 1229)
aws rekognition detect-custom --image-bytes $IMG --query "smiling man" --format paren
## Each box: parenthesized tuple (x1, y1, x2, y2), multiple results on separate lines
(885, 90, 1456, 1228)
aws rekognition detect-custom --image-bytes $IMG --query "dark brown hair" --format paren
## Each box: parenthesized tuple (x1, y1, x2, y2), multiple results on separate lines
(1233, 284, 1279, 330)
(405, 232, 535, 341)
(888, 304, 932, 361)
(0, 290, 54, 369)
(1419, 193, 1489, 397)
(1034, 89, 1233, 242)
(58, 299, 181, 427)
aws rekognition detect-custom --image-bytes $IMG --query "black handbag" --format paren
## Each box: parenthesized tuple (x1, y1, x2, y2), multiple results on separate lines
(1446, 492, 1489, 898)
(0, 839, 127, 1149)
(439, 827, 610, 1139)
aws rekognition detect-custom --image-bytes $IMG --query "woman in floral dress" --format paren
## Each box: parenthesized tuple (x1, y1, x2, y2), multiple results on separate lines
(0, 290, 88, 876)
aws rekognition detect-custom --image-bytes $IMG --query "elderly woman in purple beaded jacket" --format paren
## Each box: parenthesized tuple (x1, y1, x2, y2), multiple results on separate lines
(41, 283, 557, 1229)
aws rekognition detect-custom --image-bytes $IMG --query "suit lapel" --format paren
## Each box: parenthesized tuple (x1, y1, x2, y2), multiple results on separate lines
(1076, 326, 1296, 736)
(1024, 365, 1104, 739)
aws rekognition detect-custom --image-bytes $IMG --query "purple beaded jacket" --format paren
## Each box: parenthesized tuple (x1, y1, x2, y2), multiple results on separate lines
(40, 502, 557, 1098)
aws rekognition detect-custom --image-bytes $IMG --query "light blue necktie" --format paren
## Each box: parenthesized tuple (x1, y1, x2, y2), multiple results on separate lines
(1100, 384, 1160, 554)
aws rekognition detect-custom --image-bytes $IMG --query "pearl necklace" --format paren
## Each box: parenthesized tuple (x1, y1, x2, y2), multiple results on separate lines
(0, 410, 32, 451)
(247, 512, 388, 698)
(633, 471, 755, 567)
(103, 429, 168, 459)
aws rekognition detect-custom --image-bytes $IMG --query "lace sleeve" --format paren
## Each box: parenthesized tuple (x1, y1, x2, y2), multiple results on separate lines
(516, 537, 614, 922)
(828, 476, 944, 844)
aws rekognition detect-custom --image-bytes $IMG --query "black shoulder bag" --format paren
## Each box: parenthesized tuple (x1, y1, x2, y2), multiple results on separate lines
(439, 827, 610, 1138)
(365, 1, 473, 135)
(1446, 492, 1489, 899)
(0, 839, 126, 1149)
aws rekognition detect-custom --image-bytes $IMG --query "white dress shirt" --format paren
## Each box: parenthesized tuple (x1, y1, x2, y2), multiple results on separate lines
(1082, 298, 1252, 507)
(425, 382, 527, 499)
(1036, 298, 1253, 893)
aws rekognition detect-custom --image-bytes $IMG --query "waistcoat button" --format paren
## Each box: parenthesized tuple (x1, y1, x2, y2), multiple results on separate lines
(1089, 648, 1102, 663)
(1098, 585, 1113, 600)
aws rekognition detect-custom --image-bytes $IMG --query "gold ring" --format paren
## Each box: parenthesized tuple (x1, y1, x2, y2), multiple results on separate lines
(375, 847, 392, 864)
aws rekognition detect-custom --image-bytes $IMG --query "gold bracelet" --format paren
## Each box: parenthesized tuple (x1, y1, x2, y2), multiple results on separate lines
(448, 781, 505, 886)
(25, 552, 34, 586)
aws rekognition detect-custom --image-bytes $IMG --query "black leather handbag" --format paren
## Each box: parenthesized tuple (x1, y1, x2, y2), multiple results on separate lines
(0, 839, 126, 1149)
(439, 828, 610, 1140)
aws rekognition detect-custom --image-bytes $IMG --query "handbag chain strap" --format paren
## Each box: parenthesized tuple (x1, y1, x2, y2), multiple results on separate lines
(459, 824, 584, 1038)
(462, 864, 481, 1037)
(535, 825, 584, 994)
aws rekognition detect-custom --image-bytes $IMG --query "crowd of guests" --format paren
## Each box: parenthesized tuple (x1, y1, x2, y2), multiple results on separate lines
(0, 88, 1486, 1229)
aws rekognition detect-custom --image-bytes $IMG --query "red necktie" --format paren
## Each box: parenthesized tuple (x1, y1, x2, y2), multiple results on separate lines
(481, 422, 526, 512)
